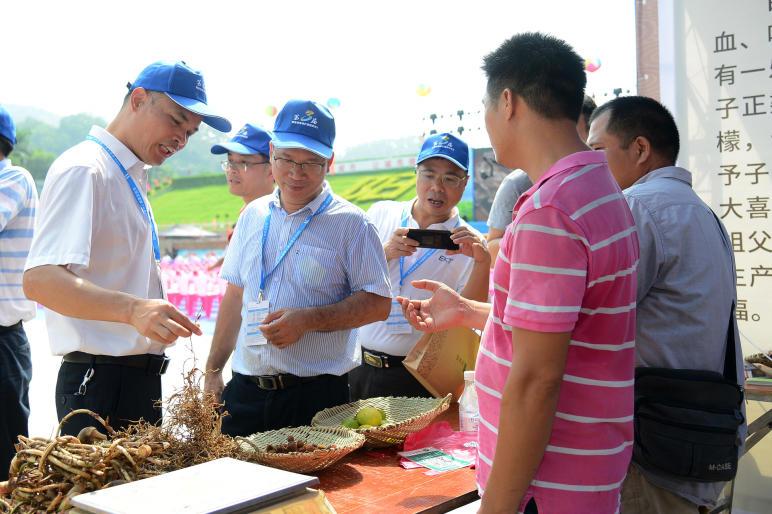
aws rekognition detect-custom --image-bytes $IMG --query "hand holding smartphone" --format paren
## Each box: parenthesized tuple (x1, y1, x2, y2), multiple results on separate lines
(405, 229, 460, 250)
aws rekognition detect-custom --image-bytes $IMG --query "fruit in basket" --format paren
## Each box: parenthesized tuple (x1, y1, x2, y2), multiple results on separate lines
(355, 406, 385, 427)
(341, 416, 360, 429)
(264, 435, 336, 454)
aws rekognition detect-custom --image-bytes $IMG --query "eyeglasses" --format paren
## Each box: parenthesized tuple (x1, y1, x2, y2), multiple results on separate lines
(221, 160, 270, 173)
(416, 169, 468, 189)
(272, 156, 325, 174)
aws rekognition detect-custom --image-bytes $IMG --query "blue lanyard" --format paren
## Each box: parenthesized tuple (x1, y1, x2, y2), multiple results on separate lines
(86, 136, 160, 261)
(398, 211, 461, 287)
(260, 193, 333, 293)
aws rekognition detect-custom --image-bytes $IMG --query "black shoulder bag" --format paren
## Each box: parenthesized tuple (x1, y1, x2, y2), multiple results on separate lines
(632, 304, 744, 482)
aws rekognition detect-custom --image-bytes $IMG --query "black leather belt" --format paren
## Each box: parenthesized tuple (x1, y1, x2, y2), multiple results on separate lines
(62, 351, 170, 376)
(362, 348, 406, 369)
(235, 372, 326, 391)
(0, 321, 23, 334)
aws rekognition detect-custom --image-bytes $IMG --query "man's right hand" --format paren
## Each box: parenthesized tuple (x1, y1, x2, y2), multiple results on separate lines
(128, 299, 202, 344)
(203, 370, 225, 403)
(396, 279, 465, 333)
(383, 227, 419, 261)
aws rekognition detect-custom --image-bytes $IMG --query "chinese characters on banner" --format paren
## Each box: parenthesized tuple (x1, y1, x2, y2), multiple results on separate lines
(663, 0, 771, 354)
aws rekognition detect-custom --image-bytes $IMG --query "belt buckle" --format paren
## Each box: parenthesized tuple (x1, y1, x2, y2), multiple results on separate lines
(363, 351, 383, 368)
(257, 376, 279, 390)
(147, 355, 170, 376)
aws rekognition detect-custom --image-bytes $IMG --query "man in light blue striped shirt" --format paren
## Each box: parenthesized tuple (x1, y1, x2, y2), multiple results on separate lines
(204, 100, 391, 435)
(0, 105, 38, 480)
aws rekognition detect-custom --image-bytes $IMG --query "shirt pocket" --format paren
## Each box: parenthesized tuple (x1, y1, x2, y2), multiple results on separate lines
(291, 244, 346, 293)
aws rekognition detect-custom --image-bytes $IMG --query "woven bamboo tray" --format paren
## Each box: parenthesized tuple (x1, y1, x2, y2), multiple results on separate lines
(311, 394, 452, 448)
(236, 425, 365, 473)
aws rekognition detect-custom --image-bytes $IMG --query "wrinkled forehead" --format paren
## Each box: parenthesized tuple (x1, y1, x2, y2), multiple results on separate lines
(417, 157, 466, 175)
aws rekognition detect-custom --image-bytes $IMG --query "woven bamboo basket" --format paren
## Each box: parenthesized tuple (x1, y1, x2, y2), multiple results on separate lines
(236, 425, 365, 473)
(311, 394, 452, 448)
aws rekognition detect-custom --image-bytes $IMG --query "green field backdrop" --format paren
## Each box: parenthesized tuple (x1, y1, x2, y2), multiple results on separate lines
(151, 169, 472, 228)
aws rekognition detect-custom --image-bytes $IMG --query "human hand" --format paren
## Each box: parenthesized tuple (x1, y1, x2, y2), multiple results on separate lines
(129, 299, 202, 344)
(203, 370, 225, 403)
(396, 279, 465, 333)
(383, 227, 419, 261)
(448, 226, 490, 264)
(260, 308, 309, 348)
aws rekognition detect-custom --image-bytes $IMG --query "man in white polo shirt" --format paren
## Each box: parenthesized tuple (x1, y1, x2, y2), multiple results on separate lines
(0, 105, 38, 480)
(23, 61, 231, 436)
(350, 133, 490, 400)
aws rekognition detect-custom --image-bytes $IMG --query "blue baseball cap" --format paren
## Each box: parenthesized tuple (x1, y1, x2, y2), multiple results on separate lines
(211, 124, 273, 157)
(416, 133, 469, 172)
(0, 105, 16, 146)
(129, 61, 232, 133)
(272, 100, 335, 159)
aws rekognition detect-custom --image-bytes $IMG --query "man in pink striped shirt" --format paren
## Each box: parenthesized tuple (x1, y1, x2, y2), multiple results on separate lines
(399, 33, 639, 513)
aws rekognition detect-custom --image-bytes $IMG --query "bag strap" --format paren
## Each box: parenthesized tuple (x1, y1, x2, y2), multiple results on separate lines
(722, 301, 738, 383)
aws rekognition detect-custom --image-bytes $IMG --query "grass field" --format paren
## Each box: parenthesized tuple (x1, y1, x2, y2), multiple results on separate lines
(151, 168, 473, 228)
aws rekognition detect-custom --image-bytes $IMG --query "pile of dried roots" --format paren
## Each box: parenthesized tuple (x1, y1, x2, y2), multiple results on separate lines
(1, 367, 247, 513)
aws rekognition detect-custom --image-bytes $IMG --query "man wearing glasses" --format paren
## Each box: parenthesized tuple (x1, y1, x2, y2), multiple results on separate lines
(204, 99, 391, 435)
(213, 123, 274, 207)
(350, 132, 490, 400)
(209, 124, 275, 269)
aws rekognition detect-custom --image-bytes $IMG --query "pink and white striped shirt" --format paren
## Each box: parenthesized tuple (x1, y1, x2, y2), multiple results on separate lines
(476, 151, 639, 514)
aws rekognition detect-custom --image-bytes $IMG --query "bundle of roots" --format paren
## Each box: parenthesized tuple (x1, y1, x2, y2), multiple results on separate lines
(1, 368, 247, 513)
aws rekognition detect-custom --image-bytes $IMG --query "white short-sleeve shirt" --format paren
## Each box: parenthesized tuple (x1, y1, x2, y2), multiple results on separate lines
(357, 199, 480, 356)
(25, 126, 164, 356)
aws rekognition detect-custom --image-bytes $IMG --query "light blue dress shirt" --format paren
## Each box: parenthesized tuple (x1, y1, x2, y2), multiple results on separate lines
(221, 182, 391, 377)
(624, 166, 746, 507)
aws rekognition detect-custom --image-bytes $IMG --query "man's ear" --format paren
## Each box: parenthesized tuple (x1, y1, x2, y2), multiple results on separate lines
(633, 136, 652, 167)
(327, 153, 335, 174)
(501, 88, 516, 121)
(129, 87, 149, 112)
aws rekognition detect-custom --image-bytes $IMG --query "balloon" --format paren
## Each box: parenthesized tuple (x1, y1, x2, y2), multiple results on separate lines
(584, 58, 602, 73)
(265, 105, 278, 117)
(416, 84, 432, 97)
(326, 97, 341, 109)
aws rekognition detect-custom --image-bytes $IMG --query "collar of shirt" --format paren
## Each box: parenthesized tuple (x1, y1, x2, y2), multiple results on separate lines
(270, 181, 333, 217)
(87, 125, 146, 179)
(630, 165, 693, 188)
(0, 158, 9, 172)
(514, 150, 607, 214)
(403, 198, 461, 229)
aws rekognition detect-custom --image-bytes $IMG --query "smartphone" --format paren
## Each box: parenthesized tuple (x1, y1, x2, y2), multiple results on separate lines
(406, 229, 459, 250)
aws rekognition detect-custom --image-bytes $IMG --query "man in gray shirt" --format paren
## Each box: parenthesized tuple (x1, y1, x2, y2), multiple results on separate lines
(588, 96, 745, 514)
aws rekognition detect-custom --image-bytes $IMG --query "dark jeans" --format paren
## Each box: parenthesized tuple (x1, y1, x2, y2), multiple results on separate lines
(55, 361, 162, 436)
(0, 323, 31, 481)
(349, 359, 431, 400)
(221, 372, 349, 437)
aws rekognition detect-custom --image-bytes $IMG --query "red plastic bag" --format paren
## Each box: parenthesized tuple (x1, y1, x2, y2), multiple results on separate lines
(400, 421, 478, 470)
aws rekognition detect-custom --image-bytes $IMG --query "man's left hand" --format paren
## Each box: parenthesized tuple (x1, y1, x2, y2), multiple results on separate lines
(448, 226, 490, 264)
(259, 308, 309, 348)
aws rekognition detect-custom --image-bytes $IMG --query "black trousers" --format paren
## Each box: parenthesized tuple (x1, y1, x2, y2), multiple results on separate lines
(55, 361, 162, 436)
(525, 498, 538, 513)
(220, 372, 349, 437)
(349, 359, 431, 400)
(0, 323, 31, 481)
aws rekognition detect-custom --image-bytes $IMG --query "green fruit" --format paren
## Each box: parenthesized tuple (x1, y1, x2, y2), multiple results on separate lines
(356, 407, 384, 427)
(341, 417, 360, 429)
(358, 424, 374, 429)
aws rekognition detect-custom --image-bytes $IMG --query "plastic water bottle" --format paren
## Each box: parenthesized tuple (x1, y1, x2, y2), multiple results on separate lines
(458, 370, 479, 432)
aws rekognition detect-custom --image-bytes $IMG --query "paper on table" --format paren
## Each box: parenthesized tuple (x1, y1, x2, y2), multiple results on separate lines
(397, 447, 474, 472)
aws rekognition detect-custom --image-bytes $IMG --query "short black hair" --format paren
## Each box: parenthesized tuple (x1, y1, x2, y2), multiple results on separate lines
(581, 95, 597, 122)
(590, 96, 680, 163)
(0, 136, 12, 158)
(482, 32, 586, 121)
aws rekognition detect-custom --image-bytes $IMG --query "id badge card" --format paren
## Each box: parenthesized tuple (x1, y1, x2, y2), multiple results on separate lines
(245, 300, 270, 346)
(386, 299, 412, 335)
